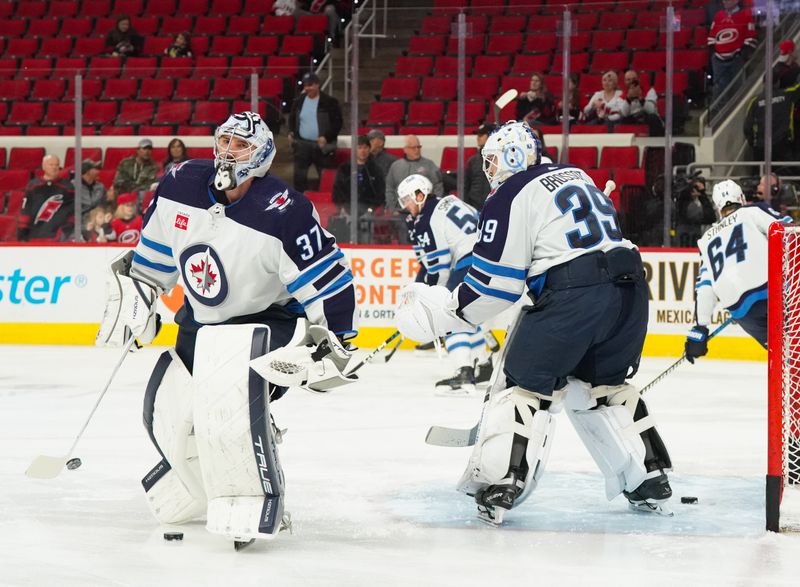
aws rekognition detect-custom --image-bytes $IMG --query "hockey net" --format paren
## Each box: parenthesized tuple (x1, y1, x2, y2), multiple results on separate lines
(767, 222, 800, 531)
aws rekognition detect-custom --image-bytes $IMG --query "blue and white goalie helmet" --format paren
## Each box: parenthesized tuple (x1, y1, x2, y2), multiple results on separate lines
(711, 179, 745, 211)
(481, 121, 541, 189)
(397, 173, 433, 210)
(213, 111, 276, 190)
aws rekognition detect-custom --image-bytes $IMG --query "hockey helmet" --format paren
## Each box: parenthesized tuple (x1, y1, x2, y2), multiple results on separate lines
(481, 121, 541, 189)
(711, 179, 745, 212)
(397, 173, 433, 212)
(213, 111, 276, 191)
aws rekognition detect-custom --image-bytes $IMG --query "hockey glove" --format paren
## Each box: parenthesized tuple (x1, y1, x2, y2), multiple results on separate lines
(684, 325, 709, 364)
(96, 250, 162, 348)
(396, 283, 471, 343)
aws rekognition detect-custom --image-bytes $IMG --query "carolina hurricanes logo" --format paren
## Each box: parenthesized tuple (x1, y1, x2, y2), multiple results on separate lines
(179, 244, 228, 306)
(716, 29, 740, 45)
(117, 228, 140, 244)
(266, 189, 292, 212)
(34, 194, 64, 224)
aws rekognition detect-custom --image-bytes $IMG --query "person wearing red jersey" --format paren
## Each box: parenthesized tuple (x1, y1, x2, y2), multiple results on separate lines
(110, 192, 143, 245)
(707, 0, 756, 103)
(17, 154, 75, 242)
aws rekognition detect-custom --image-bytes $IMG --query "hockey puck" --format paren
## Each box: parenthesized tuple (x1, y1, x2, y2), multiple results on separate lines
(681, 496, 699, 504)
(163, 531, 184, 541)
(66, 458, 82, 470)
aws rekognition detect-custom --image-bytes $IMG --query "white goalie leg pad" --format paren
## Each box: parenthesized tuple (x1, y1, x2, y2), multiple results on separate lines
(141, 349, 207, 524)
(457, 386, 555, 507)
(564, 379, 649, 500)
(193, 324, 286, 541)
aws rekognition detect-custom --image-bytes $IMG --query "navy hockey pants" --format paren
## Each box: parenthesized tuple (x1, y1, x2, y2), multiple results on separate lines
(735, 300, 768, 349)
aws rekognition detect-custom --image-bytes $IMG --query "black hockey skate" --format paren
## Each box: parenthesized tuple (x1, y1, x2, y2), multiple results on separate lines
(474, 471, 524, 526)
(435, 366, 476, 396)
(624, 470, 673, 516)
(474, 359, 493, 386)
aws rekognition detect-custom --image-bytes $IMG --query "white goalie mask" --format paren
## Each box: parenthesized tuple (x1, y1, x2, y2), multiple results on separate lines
(213, 111, 276, 191)
(397, 173, 433, 212)
(482, 121, 541, 189)
(711, 179, 745, 212)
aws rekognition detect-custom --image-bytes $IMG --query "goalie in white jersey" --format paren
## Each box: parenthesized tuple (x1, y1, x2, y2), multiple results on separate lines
(397, 121, 672, 524)
(685, 179, 791, 361)
(398, 174, 492, 394)
(96, 112, 359, 549)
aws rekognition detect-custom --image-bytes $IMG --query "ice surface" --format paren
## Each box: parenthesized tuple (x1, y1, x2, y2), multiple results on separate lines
(1, 346, 798, 586)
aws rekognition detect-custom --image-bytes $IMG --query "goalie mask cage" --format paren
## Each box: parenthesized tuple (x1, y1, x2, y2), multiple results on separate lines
(767, 222, 800, 532)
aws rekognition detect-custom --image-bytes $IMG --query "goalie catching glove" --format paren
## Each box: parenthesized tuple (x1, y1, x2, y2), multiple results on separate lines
(395, 282, 472, 343)
(96, 250, 162, 348)
(249, 324, 357, 392)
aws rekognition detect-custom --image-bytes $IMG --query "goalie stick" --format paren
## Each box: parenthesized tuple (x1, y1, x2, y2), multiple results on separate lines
(345, 330, 402, 376)
(26, 334, 138, 479)
(381, 335, 404, 364)
(493, 89, 518, 124)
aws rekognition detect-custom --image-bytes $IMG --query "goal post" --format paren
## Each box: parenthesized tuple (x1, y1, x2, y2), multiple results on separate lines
(767, 221, 800, 532)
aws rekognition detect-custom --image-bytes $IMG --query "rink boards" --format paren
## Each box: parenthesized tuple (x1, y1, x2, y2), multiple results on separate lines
(0, 244, 766, 360)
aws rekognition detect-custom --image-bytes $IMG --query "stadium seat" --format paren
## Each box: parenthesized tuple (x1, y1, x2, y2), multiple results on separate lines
(566, 147, 598, 169)
(421, 16, 451, 35)
(524, 33, 557, 54)
(83, 101, 118, 125)
(574, 12, 599, 31)
(625, 29, 658, 51)
(563, 32, 591, 53)
(159, 57, 195, 79)
(153, 101, 192, 125)
(64, 148, 103, 169)
(117, 101, 154, 125)
(160, 16, 192, 35)
(0, 171, 31, 191)
(408, 36, 445, 56)
(178, 125, 213, 136)
(434, 56, 473, 77)
(209, 36, 245, 57)
(405, 125, 441, 135)
(30, 79, 64, 101)
(445, 100, 487, 125)
(55, 58, 86, 79)
(65, 78, 102, 100)
(139, 78, 174, 100)
(73, 38, 106, 58)
(586, 168, 611, 190)
(39, 38, 72, 58)
(92, 16, 116, 36)
(600, 146, 640, 170)
(0, 81, 31, 101)
(319, 169, 336, 192)
(528, 14, 561, 33)
(87, 57, 122, 79)
(113, 0, 144, 16)
(81, 0, 111, 17)
(421, 77, 457, 101)
(5, 190, 25, 214)
(122, 57, 158, 79)
(470, 0, 505, 16)
(406, 101, 444, 126)
(395, 56, 433, 77)
(103, 148, 134, 170)
(551, 53, 589, 74)
(9, 148, 45, 170)
(591, 31, 625, 52)
(0, 20, 26, 38)
(228, 15, 260, 35)
(262, 16, 295, 36)
(571, 125, 608, 134)
(195, 15, 227, 36)
(7, 102, 44, 125)
(675, 50, 709, 71)
(0, 215, 18, 241)
(131, 16, 159, 35)
(380, 77, 420, 101)
(474, 55, 510, 77)
(192, 101, 230, 125)
(173, 78, 211, 100)
(660, 30, 692, 50)
(60, 18, 93, 36)
(486, 34, 523, 55)
(296, 15, 328, 36)
(246, 36, 280, 56)
(103, 78, 138, 100)
(590, 52, 630, 74)
(366, 102, 405, 128)
(43, 102, 74, 126)
(264, 56, 299, 78)
(465, 77, 496, 101)
(653, 71, 689, 96)
(142, 37, 172, 56)
(612, 168, 646, 188)
(19, 58, 52, 80)
(280, 35, 314, 56)
(613, 124, 649, 136)
(446, 36, 484, 55)
(212, 78, 246, 100)
(511, 54, 550, 75)
(439, 147, 478, 174)
(631, 50, 666, 72)
(144, 0, 177, 17)
(229, 56, 263, 78)
(6, 39, 39, 58)
(598, 12, 635, 29)
(492, 15, 527, 33)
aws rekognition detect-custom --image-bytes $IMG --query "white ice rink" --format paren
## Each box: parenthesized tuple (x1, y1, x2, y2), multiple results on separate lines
(1, 345, 798, 586)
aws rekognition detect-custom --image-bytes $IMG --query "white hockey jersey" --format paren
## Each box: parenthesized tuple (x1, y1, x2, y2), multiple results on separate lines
(694, 202, 790, 325)
(455, 164, 636, 325)
(410, 195, 479, 286)
(130, 160, 358, 338)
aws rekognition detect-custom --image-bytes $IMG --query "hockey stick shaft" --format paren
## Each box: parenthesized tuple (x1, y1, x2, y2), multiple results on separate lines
(26, 334, 138, 479)
(381, 335, 404, 363)
(345, 330, 402, 375)
(641, 317, 733, 395)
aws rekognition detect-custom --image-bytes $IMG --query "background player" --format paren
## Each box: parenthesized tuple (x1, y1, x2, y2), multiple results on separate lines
(96, 111, 358, 549)
(398, 174, 492, 395)
(685, 179, 791, 361)
(397, 121, 672, 524)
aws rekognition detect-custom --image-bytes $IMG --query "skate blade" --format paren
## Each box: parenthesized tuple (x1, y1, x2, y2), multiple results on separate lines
(234, 538, 256, 551)
(477, 507, 506, 527)
(628, 501, 674, 517)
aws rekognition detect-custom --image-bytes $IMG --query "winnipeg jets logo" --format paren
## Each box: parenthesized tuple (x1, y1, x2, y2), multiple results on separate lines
(266, 189, 291, 212)
(170, 161, 189, 178)
(179, 244, 228, 306)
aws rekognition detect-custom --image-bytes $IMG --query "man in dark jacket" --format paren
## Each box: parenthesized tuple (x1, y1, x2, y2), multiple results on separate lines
(332, 135, 385, 212)
(17, 155, 75, 241)
(288, 72, 343, 192)
(675, 178, 717, 247)
(463, 123, 495, 211)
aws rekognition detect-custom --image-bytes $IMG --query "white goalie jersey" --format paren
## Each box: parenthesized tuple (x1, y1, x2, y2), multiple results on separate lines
(411, 195, 480, 286)
(694, 202, 791, 325)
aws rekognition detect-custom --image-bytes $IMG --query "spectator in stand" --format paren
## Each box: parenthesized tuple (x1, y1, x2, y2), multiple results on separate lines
(105, 14, 143, 58)
(288, 72, 343, 192)
(555, 72, 585, 125)
(621, 69, 664, 136)
(332, 135, 385, 213)
(162, 138, 189, 174)
(113, 139, 159, 195)
(109, 192, 143, 245)
(17, 155, 75, 242)
(515, 73, 557, 125)
(274, 0, 341, 44)
(775, 40, 800, 90)
(743, 80, 800, 165)
(708, 0, 756, 103)
(77, 159, 106, 225)
(463, 123, 495, 211)
(82, 204, 114, 243)
(367, 129, 398, 180)
(384, 135, 444, 213)
(164, 32, 193, 58)
(675, 177, 717, 247)
(583, 71, 629, 129)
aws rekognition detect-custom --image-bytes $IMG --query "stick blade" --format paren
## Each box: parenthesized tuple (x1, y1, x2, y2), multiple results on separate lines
(425, 425, 478, 447)
(25, 455, 68, 479)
